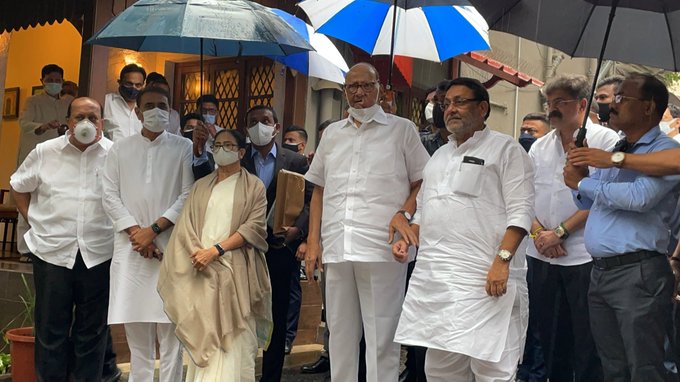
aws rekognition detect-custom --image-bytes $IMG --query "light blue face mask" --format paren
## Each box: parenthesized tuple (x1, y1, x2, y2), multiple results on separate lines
(44, 82, 63, 96)
(203, 114, 217, 125)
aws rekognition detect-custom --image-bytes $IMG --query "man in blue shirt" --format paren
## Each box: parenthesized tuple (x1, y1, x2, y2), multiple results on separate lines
(564, 73, 679, 381)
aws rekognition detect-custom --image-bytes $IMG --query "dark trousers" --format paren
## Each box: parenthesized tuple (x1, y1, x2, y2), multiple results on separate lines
(286, 260, 302, 344)
(403, 260, 427, 381)
(518, 256, 547, 382)
(589, 254, 674, 382)
(261, 246, 296, 382)
(527, 257, 602, 382)
(33, 253, 110, 382)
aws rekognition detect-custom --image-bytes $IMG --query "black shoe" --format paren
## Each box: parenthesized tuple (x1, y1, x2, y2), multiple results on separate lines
(102, 367, 122, 382)
(285, 340, 292, 355)
(399, 368, 412, 382)
(301, 356, 330, 374)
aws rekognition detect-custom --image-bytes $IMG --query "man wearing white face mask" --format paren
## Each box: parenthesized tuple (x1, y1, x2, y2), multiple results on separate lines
(305, 63, 430, 382)
(11, 97, 113, 381)
(16, 64, 74, 260)
(102, 87, 193, 382)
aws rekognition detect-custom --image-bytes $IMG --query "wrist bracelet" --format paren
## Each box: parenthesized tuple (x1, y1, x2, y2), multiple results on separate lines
(529, 227, 544, 239)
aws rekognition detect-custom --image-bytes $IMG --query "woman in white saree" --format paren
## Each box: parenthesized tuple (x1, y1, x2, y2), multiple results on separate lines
(158, 129, 272, 381)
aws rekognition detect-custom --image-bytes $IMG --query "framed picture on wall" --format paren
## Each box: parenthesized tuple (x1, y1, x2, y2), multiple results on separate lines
(32, 85, 44, 96)
(2, 87, 19, 120)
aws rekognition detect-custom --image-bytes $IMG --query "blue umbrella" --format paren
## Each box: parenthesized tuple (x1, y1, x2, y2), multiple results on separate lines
(298, 0, 490, 86)
(87, 0, 313, 94)
(269, 9, 349, 84)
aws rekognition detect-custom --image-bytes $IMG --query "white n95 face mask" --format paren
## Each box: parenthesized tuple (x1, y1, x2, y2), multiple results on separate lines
(247, 122, 276, 146)
(143, 108, 170, 133)
(73, 119, 97, 145)
(213, 147, 240, 166)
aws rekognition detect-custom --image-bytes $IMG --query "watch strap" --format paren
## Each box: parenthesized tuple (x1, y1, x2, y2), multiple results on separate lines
(150, 223, 162, 234)
(214, 243, 226, 256)
(397, 209, 412, 221)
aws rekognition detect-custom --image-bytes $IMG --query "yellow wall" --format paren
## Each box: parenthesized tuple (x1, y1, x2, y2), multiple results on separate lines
(0, 21, 82, 189)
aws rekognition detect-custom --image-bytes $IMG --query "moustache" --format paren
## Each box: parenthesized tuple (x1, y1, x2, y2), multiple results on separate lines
(548, 110, 562, 119)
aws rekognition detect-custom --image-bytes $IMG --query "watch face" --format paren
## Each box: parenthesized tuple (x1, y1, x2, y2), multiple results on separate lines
(612, 152, 625, 164)
(498, 249, 512, 260)
(555, 226, 565, 237)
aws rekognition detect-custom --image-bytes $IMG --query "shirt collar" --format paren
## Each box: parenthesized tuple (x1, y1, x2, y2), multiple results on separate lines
(632, 125, 662, 148)
(343, 107, 389, 128)
(251, 142, 278, 159)
(448, 126, 489, 148)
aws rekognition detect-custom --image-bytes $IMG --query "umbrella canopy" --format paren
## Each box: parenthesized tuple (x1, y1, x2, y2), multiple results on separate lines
(87, 0, 313, 57)
(269, 9, 349, 84)
(470, 0, 680, 72)
(298, 0, 490, 63)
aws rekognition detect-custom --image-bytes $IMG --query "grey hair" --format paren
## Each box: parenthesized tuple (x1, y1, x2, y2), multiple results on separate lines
(542, 74, 590, 100)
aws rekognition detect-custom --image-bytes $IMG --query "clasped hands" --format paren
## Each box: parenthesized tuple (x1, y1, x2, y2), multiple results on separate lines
(127, 225, 162, 260)
(533, 229, 567, 259)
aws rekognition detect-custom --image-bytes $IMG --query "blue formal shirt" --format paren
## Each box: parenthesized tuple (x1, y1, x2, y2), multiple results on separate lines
(252, 144, 277, 189)
(574, 126, 680, 257)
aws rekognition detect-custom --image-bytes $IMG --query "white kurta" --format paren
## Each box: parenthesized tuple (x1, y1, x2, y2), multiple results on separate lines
(17, 93, 73, 166)
(103, 92, 143, 142)
(395, 127, 534, 363)
(102, 132, 194, 324)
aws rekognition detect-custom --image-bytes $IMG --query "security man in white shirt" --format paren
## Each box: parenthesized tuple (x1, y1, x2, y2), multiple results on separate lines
(527, 74, 619, 381)
(10, 97, 114, 381)
(103, 63, 145, 141)
(392, 78, 535, 381)
(305, 63, 430, 382)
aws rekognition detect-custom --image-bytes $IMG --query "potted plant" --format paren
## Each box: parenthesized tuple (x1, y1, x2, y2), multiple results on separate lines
(1, 274, 35, 381)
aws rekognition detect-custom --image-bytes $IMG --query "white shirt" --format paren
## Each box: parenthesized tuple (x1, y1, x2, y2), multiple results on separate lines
(10, 135, 114, 269)
(102, 131, 193, 323)
(103, 92, 142, 142)
(168, 109, 181, 136)
(305, 109, 430, 263)
(395, 127, 534, 361)
(17, 93, 73, 165)
(527, 121, 619, 266)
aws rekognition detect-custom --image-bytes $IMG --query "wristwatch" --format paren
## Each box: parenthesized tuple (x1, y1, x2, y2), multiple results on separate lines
(497, 249, 513, 262)
(150, 223, 162, 234)
(554, 223, 570, 240)
(611, 151, 625, 167)
(214, 243, 226, 256)
(397, 210, 413, 222)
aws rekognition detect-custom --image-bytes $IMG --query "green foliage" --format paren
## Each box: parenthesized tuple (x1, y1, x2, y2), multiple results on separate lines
(664, 72, 680, 86)
(0, 352, 10, 374)
(1, 274, 35, 344)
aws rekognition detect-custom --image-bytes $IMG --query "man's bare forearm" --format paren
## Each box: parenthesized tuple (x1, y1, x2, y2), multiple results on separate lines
(500, 226, 527, 254)
(622, 149, 680, 176)
(308, 186, 324, 245)
(400, 180, 422, 215)
(11, 188, 30, 221)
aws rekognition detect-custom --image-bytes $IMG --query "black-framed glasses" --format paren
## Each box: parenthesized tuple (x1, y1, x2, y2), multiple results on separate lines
(211, 143, 239, 151)
(442, 98, 481, 110)
(543, 99, 578, 109)
(345, 82, 377, 94)
(613, 94, 646, 104)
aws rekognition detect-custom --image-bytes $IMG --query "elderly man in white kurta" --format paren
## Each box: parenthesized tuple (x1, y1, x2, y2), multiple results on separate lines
(102, 87, 193, 382)
(393, 78, 534, 381)
(304, 63, 430, 382)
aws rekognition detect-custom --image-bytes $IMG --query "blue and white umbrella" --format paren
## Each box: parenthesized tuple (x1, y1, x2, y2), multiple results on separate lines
(298, 0, 490, 63)
(270, 9, 349, 84)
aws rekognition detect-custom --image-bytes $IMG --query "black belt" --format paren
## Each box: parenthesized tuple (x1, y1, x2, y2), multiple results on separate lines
(592, 250, 663, 270)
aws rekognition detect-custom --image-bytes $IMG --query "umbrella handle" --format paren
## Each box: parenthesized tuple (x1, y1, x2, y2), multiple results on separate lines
(576, 0, 619, 147)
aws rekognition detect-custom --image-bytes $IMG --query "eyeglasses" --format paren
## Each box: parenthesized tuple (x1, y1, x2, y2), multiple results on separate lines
(201, 108, 218, 115)
(345, 82, 377, 94)
(543, 99, 578, 109)
(442, 98, 481, 110)
(211, 143, 239, 151)
(613, 94, 647, 104)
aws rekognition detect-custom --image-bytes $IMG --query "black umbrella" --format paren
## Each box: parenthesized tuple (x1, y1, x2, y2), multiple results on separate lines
(470, 0, 680, 145)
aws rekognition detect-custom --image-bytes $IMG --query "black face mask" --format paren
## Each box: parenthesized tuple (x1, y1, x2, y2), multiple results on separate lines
(282, 143, 300, 153)
(433, 104, 446, 130)
(119, 85, 140, 101)
(519, 132, 537, 152)
(182, 130, 193, 141)
(597, 102, 611, 123)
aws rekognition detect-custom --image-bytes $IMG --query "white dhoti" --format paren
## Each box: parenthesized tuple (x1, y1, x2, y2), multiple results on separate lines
(124, 322, 183, 382)
(423, 291, 525, 382)
(326, 261, 408, 382)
